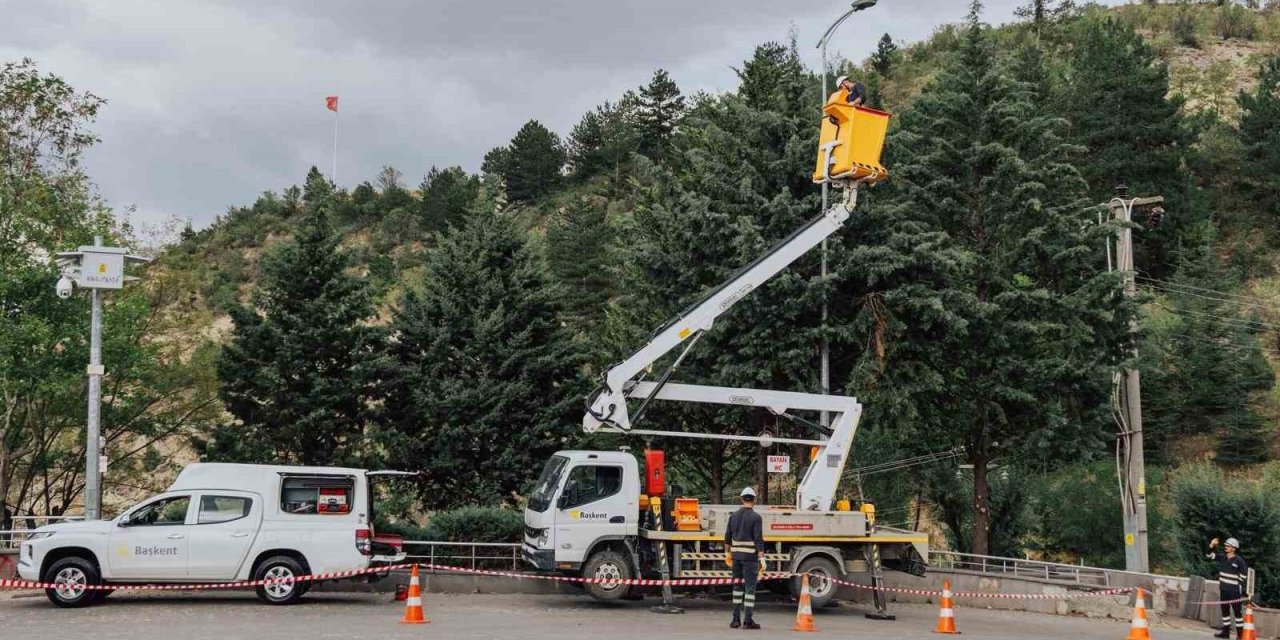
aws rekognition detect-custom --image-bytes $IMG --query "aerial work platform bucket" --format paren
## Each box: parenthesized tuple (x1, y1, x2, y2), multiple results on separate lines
(812, 90, 890, 186)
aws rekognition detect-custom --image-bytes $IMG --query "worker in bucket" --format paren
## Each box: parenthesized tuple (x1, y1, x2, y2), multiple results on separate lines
(833, 75, 867, 107)
(725, 486, 766, 629)
(1207, 536, 1249, 638)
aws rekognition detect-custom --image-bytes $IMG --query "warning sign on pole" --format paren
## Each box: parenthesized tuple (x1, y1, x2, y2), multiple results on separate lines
(767, 455, 790, 474)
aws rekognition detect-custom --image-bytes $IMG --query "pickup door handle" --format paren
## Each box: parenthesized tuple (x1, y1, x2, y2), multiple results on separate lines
(609, 516, 625, 524)
(167, 533, 185, 540)
(231, 532, 250, 538)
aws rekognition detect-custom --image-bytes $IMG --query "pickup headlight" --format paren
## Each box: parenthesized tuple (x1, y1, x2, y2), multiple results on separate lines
(25, 531, 55, 541)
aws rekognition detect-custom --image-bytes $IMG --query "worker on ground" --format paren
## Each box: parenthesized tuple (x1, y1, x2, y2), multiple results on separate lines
(1207, 537, 1249, 638)
(725, 486, 766, 630)
(834, 75, 867, 107)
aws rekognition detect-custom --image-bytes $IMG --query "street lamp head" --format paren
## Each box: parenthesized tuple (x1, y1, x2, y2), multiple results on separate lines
(56, 275, 74, 299)
(852, 0, 878, 10)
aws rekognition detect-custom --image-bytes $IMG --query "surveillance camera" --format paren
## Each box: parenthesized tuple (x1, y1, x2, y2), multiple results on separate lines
(56, 276, 74, 299)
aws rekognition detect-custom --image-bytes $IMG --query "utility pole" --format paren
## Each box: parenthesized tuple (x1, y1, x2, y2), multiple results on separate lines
(1107, 188, 1164, 574)
(56, 237, 150, 520)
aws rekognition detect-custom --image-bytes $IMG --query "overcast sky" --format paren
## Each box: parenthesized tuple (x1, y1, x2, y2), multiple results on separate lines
(0, 0, 1119, 230)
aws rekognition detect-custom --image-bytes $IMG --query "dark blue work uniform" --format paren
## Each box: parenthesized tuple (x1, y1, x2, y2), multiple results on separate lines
(726, 506, 765, 624)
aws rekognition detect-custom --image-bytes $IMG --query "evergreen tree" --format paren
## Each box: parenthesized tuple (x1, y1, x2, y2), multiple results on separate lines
(567, 100, 640, 183)
(736, 41, 809, 116)
(503, 120, 565, 203)
(383, 208, 582, 508)
(417, 166, 479, 232)
(481, 145, 511, 178)
(207, 209, 386, 466)
(635, 69, 686, 163)
(302, 166, 333, 207)
(851, 2, 1129, 554)
(871, 33, 899, 78)
(546, 199, 618, 336)
(1140, 246, 1273, 464)
(1062, 15, 1202, 275)
(1236, 55, 1280, 229)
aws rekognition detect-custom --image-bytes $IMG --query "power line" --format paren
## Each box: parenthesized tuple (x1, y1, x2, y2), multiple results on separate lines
(1163, 332, 1276, 355)
(1155, 303, 1280, 333)
(1141, 282, 1280, 314)
(1137, 276, 1280, 307)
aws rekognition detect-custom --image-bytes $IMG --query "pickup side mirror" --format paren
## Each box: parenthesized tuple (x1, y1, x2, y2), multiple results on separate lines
(117, 517, 130, 528)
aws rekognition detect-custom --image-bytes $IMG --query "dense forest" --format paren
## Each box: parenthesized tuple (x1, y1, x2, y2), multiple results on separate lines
(6, 0, 1280, 598)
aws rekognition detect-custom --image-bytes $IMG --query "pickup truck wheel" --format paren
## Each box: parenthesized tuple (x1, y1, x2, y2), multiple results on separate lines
(44, 557, 102, 608)
(254, 556, 306, 605)
(792, 556, 841, 609)
(582, 550, 632, 602)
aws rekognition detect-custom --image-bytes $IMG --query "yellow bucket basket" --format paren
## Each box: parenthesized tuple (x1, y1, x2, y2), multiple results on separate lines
(812, 90, 890, 185)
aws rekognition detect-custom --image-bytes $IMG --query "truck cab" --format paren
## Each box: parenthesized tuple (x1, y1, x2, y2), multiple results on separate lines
(18, 463, 408, 608)
(523, 451, 641, 579)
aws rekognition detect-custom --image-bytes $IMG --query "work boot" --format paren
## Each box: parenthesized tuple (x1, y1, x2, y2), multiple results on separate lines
(1214, 627, 1231, 638)
(730, 616, 741, 629)
(743, 620, 761, 630)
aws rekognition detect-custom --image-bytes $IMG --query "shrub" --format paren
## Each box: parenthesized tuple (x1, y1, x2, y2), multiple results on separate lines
(1172, 5, 1202, 47)
(378, 506, 523, 543)
(1170, 464, 1280, 605)
(1025, 462, 1125, 568)
(1215, 4, 1257, 40)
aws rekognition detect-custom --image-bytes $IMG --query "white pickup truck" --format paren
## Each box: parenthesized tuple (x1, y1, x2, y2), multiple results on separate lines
(18, 463, 410, 607)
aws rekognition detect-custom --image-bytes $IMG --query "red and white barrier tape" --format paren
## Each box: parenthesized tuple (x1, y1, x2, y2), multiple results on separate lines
(0, 561, 1149, 602)
(827, 576, 1134, 600)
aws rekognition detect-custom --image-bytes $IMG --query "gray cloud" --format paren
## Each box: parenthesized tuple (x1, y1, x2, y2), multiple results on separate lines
(0, 0, 1112, 230)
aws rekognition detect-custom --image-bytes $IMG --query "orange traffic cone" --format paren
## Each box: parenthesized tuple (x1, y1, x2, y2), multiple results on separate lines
(400, 564, 429, 624)
(1240, 604, 1257, 640)
(792, 573, 817, 632)
(933, 579, 960, 634)
(1125, 587, 1149, 640)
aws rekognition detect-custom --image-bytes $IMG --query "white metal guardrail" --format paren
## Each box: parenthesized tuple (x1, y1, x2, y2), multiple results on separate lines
(401, 541, 523, 571)
(928, 550, 1112, 586)
(1, 516, 85, 552)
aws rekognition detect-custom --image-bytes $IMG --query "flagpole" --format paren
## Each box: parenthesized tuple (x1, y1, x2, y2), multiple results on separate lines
(331, 108, 339, 185)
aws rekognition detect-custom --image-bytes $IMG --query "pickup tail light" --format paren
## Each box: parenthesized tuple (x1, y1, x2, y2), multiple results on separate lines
(355, 528, 372, 556)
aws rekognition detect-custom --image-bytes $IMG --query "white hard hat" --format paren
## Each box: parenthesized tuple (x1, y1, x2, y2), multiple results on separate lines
(835, 75, 850, 87)
(1225, 538, 1240, 549)
(740, 486, 756, 499)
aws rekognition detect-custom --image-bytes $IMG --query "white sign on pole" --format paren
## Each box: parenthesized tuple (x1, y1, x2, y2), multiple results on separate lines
(77, 250, 125, 289)
(767, 455, 790, 474)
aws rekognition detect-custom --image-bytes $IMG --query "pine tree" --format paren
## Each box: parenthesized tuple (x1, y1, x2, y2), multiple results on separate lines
(207, 209, 386, 466)
(635, 69, 686, 163)
(546, 199, 618, 337)
(871, 33, 899, 78)
(1140, 245, 1273, 465)
(1062, 15, 1202, 274)
(417, 165, 479, 232)
(1237, 55, 1280, 228)
(503, 120, 565, 203)
(383, 208, 583, 508)
(736, 41, 809, 116)
(852, 2, 1129, 554)
(567, 100, 640, 183)
(302, 166, 333, 207)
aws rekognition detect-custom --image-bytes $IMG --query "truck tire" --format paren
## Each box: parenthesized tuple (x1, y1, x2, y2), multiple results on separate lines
(582, 550, 632, 602)
(792, 555, 841, 609)
(44, 556, 103, 608)
(254, 556, 306, 605)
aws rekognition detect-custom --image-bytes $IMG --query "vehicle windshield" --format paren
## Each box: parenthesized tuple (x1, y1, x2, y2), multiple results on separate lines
(528, 455, 569, 513)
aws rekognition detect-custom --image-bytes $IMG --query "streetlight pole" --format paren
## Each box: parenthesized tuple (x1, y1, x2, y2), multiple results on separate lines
(815, 0, 877, 428)
(56, 237, 150, 521)
(1106, 189, 1163, 574)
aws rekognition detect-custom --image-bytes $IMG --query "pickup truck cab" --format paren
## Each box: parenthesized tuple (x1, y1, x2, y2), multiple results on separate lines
(18, 463, 409, 607)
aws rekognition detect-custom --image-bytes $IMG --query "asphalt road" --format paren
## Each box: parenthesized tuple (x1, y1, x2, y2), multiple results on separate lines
(0, 590, 1214, 640)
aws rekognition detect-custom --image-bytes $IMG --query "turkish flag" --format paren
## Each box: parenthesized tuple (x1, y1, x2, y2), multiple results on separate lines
(325, 95, 339, 112)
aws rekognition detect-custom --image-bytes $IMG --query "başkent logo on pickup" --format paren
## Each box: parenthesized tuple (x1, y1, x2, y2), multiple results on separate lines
(770, 523, 814, 531)
(569, 510, 610, 521)
(134, 546, 181, 557)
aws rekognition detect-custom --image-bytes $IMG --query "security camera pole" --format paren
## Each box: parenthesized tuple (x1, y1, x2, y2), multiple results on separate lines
(1105, 188, 1163, 574)
(55, 236, 150, 521)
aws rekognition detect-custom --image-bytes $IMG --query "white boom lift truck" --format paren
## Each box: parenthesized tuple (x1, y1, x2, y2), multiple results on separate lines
(523, 99, 926, 614)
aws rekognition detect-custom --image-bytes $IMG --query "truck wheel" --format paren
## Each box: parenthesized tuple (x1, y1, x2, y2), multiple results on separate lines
(582, 550, 632, 602)
(792, 556, 841, 609)
(254, 556, 306, 605)
(44, 556, 102, 608)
